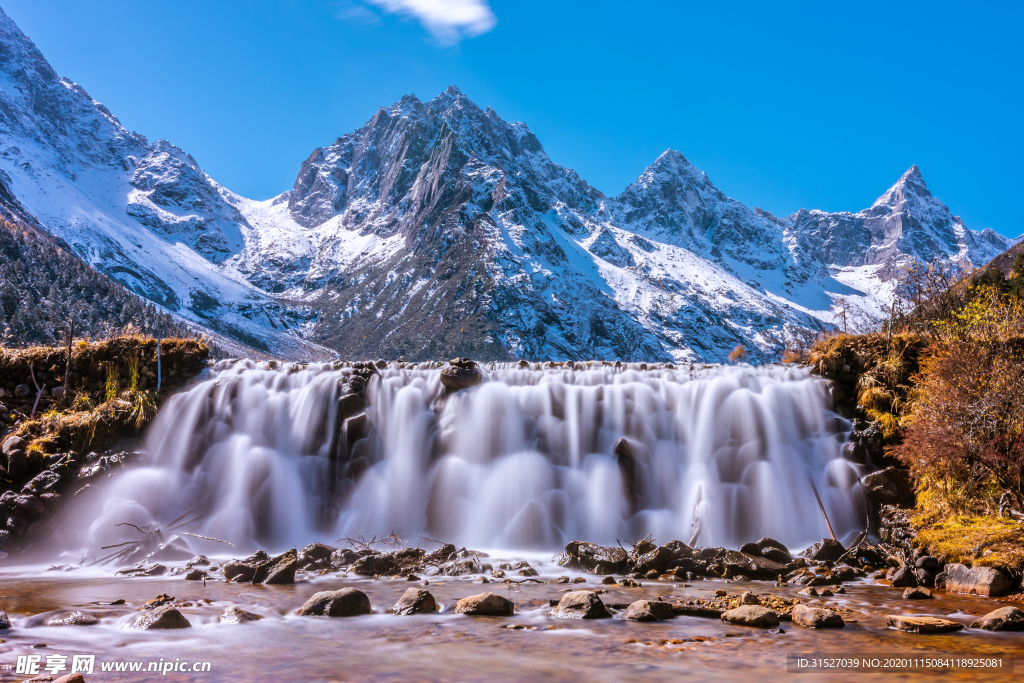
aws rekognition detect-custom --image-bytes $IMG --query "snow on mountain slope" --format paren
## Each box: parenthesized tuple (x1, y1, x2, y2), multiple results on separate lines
(0, 7, 1014, 362)
(0, 8, 331, 359)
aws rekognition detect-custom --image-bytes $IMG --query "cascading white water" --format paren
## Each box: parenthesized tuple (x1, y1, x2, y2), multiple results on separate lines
(53, 360, 866, 559)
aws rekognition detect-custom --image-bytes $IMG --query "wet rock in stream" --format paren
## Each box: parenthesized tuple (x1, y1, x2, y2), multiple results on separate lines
(970, 606, 1024, 631)
(46, 611, 100, 626)
(623, 600, 674, 622)
(132, 606, 192, 630)
(296, 588, 372, 617)
(219, 606, 262, 624)
(391, 588, 438, 615)
(885, 615, 963, 634)
(720, 606, 780, 628)
(551, 591, 611, 619)
(454, 592, 514, 617)
(791, 605, 844, 629)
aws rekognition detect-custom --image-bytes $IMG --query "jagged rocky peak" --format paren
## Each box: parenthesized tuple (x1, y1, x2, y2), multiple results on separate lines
(285, 87, 600, 232)
(868, 164, 934, 213)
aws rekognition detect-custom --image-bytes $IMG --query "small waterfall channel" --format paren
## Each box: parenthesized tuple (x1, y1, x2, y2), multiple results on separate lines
(51, 360, 866, 559)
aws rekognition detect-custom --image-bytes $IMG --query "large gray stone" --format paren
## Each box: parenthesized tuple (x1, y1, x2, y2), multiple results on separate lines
(47, 611, 100, 626)
(552, 591, 611, 619)
(623, 600, 674, 622)
(251, 549, 297, 585)
(801, 538, 845, 562)
(791, 604, 844, 629)
(296, 588, 372, 617)
(720, 605, 780, 628)
(132, 606, 192, 630)
(970, 606, 1024, 631)
(454, 592, 514, 617)
(943, 563, 1015, 597)
(391, 588, 437, 615)
(219, 606, 262, 624)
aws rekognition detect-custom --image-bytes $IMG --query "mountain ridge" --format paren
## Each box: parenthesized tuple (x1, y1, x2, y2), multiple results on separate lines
(0, 9, 1014, 362)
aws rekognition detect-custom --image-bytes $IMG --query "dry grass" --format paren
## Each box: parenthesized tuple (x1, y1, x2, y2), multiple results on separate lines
(912, 507, 1024, 570)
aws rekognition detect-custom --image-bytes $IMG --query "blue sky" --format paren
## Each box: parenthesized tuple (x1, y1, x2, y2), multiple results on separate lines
(4, 1, 1021, 237)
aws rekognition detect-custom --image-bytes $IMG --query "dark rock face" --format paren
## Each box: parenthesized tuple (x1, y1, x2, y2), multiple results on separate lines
(47, 611, 100, 626)
(223, 561, 257, 582)
(391, 588, 438, 615)
(970, 606, 1024, 631)
(219, 606, 262, 624)
(439, 365, 482, 393)
(0, 609, 9, 629)
(862, 468, 914, 506)
(791, 604, 845, 629)
(132, 606, 192, 630)
(801, 538, 845, 562)
(720, 606, 780, 628)
(454, 592, 514, 617)
(298, 543, 337, 569)
(942, 563, 1015, 597)
(350, 553, 398, 576)
(552, 591, 612, 619)
(296, 588, 372, 617)
(890, 566, 918, 588)
(566, 542, 629, 574)
(623, 600, 674, 622)
(634, 546, 673, 575)
(251, 549, 298, 585)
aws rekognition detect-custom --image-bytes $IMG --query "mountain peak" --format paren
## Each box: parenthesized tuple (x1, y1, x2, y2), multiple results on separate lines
(870, 164, 933, 210)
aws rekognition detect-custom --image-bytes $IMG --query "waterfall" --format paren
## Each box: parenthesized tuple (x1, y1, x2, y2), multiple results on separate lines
(52, 360, 865, 558)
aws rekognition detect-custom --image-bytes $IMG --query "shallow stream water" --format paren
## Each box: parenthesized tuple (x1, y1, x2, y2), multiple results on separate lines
(0, 564, 1019, 682)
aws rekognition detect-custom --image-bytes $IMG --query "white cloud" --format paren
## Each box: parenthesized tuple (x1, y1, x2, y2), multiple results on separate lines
(365, 0, 497, 44)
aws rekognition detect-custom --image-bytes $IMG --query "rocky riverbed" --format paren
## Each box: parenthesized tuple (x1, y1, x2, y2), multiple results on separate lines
(0, 548, 1020, 683)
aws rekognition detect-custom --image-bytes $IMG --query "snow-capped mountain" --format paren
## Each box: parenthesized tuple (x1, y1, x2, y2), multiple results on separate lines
(0, 8, 1013, 362)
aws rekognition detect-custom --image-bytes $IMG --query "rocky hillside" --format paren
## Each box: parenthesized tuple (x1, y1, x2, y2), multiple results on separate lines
(0, 8, 1014, 362)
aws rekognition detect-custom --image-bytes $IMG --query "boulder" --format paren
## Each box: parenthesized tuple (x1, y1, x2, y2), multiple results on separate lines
(439, 365, 482, 393)
(634, 546, 673, 574)
(573, 542, 628, 573)
(623, 600, 674, 622)
(219, 606, 262, 624)
(330, 548, 359, 568)
(2, 435, 25, 455)
(339, 393, 366, 418)
(350, 553, 398, 576)
(739, 542, 762, 556)
(970, 606, 1024, 632)
(662, 540, 693, 558)
(720, 605, 780, 628)
(886, 615, 963, 634)
(841, 441, 867, 464)
(791, 604, 845, 629)
(902, 587, 933, 600)
(890, 566, 918, 588)
(187, 555, 210, 567)
(942, 563, 1015, 597)
(552, 591, 611, 619)
(296, 588, 372, 617)
(251, 549, 297, 585)
(756, 537, 790, 555)
(47, 611, 100, 626)
(454, 592, 514, 617)
(391, 588, 438, 615)
(915, 555, 939, 571)
(761, 547, 793, 564)
(184, 569, 208, 581)
(298, 543, 337, 569)
(862, 468, 914, 505)
(23, 470, 61, 494)
(801, 538, 845, 562)
(0, 609, 9, 629)
(223, 561, 257, 582)
(132, 606, 192, 630)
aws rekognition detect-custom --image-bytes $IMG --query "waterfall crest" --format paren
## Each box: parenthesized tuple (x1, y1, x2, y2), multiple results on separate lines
(54, 361, 865, 556)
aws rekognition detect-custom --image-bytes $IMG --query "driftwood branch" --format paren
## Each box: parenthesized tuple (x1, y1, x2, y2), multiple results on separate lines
(808, 475, 836, 541)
